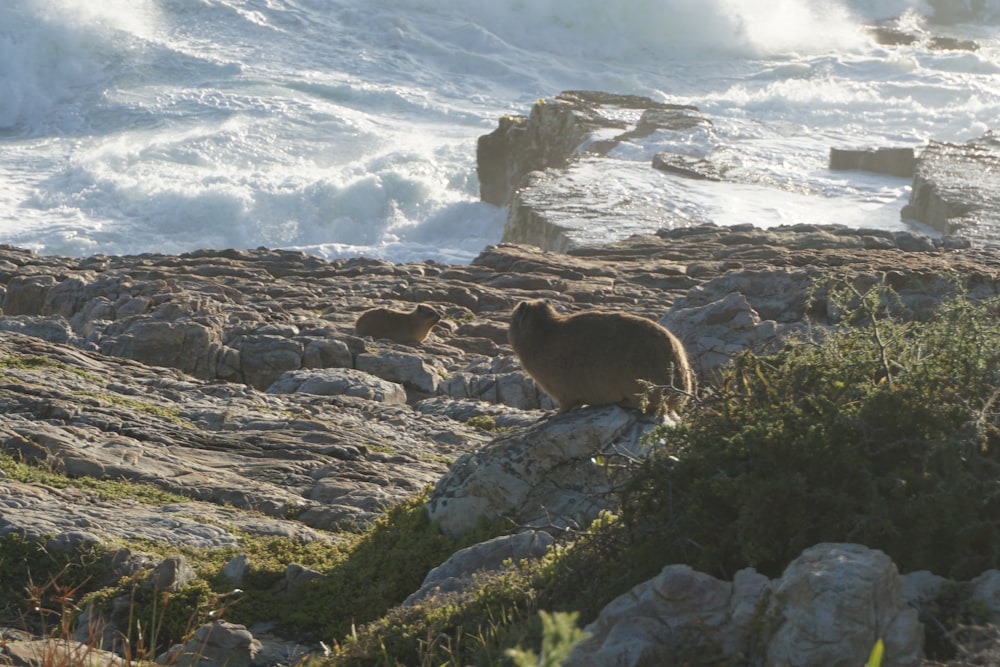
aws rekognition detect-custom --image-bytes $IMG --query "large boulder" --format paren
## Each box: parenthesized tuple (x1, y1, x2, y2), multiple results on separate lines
(425, 406, 660, 539)
(403, 531, 555, 606)
(567, 543, 923, 667)
(479, 91, 711, 251)
(158, 621, 261, 667)
(766, 543, 923, 666)
(567, 566, 768, 667)
(355, 350, 443, 394)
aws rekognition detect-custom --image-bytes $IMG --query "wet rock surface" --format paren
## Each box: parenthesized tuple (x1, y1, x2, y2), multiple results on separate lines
(483, 92, 1000, 253)
(902, 134, 1000, 243)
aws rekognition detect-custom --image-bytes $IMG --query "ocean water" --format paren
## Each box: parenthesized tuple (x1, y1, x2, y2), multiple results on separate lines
(1, 0, 999, 264)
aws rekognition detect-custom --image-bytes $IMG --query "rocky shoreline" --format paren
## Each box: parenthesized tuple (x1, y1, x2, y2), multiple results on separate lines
(4, 82, 1000, 664)
(480, 91, 1000, 249)
(2, 222, 1000, 665)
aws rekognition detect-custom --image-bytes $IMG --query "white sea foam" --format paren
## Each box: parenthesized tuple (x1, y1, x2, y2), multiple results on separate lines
(0, 0, 998, 262)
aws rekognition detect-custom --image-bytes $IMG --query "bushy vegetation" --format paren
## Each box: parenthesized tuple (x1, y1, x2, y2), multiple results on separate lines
(0, 533, 113, 634)
(238, 494, 471, 641)
(622, 285, 1000, 580)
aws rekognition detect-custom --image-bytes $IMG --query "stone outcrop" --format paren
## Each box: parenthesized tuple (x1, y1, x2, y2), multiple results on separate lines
(480, 93, 1000, 254)
(2, 224, 999, 550)
(426, 406, 661, 539)
(159, 621, 262, 667)
(479, 91, 714, 251)
(567, 564, 767, 667)
(403, 531, 555, 606)
(477, 90, 707, 208)
(564, 544, 923, 667)
(567, 543, 922, 667)
(829, 146, 917, 178)
(902, 133, 1000, 242)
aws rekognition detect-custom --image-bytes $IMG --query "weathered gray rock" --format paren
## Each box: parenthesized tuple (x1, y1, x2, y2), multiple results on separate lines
(482, 92, 713, 252)
(0, 330, 470, 545)
(664, 291, 780, 375)
(503, 158, 699, 252)
(147, 555, 196, 593)
(158, 621, 261, 667)
(568, 543, 923, 667)
(567, 565, 768, 667)
(222, 554, 250, 585)
(440, 368, 557, 411)
(902, 134, 1000, 242)
(230, 333, 303, 389)
(100, 319, 224, 379)
(653, 151, 729, 181)
(404, 531, 555, 606)
(267, 367, 407, 404)
(273, 563, 324, 597)
(1, 639, 123, 667)
(301, 337, 353, 369)
(425, 406, 661, 539)
(0, 314, 75, 344)
(766, 543, 923, 667)
(355, 350, 442, 394)
(900, 570, 946, 608)
(414, 396, 542, 431)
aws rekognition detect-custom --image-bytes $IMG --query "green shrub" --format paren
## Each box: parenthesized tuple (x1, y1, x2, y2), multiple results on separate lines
(82, 577, 217, 657)
(622, 285, 1000, 579)
(217, 493, 498, 644)
(0, 533, 113, 634)
(328, 555, 543, 666)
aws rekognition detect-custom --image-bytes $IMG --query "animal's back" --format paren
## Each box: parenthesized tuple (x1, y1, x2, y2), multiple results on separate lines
(354, 305, 440, 343)
(509, 300, 691, 414)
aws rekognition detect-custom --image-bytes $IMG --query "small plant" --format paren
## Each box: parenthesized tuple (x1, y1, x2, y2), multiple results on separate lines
(866, 638, 884, 667)
(0, 355, 102, 381)
(0, 452, 188, 505)
(0, 533, 110, 634)
(505, 611, 590, 667)
(464, 415, 500, 432)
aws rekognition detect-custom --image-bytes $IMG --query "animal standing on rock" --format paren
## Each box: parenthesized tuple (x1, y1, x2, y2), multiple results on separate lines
(508, 299, 693, 415)
(354, 304, 442, 343)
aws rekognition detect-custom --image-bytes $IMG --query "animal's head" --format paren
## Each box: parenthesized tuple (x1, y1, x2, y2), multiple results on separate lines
(510, 299, 555, 332)
(416, 304, 442, 325)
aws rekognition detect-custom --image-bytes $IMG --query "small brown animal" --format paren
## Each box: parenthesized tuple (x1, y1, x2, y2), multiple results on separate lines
(509, 299, 693, 414)
(354, 304, 442, 343)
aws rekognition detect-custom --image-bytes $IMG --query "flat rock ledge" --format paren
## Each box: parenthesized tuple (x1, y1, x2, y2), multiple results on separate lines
(481, 91, 1000, 251)
(2, 222, 1000, 664)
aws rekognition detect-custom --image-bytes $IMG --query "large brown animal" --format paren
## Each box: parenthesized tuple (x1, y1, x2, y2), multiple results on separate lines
(354, 304, 442, 343)
(508, 299, 693, 414)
